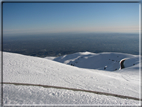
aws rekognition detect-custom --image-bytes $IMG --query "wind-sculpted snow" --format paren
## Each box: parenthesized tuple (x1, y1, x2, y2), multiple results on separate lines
(3, 52, 141, 105)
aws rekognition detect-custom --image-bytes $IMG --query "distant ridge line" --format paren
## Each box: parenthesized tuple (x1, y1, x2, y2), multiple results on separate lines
(2, 82, 141, 101)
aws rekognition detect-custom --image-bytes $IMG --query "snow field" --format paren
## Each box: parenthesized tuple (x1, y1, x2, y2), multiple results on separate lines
(3, 84, 140, 105)
(52, 52, 139, 71)
(3, 52, 141, 105)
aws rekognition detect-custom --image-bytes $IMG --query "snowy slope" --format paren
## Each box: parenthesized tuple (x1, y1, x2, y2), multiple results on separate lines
(3, 52, 141, 106)
(51, 51, 139, 71)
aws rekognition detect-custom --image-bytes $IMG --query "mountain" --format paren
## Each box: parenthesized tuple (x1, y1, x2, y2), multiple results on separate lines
(47, 51, 139, 71)
(3, 52, 141, 106)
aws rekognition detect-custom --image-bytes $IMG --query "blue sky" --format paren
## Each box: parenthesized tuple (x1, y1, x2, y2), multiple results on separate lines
(3, 2, 139, 36)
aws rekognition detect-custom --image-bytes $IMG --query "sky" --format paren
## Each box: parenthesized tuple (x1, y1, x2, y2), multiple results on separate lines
(3, 2, 140, 36)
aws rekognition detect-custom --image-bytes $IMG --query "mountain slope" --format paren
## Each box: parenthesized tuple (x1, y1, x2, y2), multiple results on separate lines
(3, 52, 141, 105)
(50, 51, 139, 71)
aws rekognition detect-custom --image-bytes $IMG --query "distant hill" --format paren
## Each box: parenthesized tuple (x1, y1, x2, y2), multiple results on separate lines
(46, 51, 139, 71)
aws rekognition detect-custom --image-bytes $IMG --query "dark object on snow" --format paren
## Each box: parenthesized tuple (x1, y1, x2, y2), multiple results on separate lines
(71, 64, 74, 66)
(120, 60, 125, 69)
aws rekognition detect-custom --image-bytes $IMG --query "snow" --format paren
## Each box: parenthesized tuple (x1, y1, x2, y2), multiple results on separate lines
(45, 56, 56, 60)
(3, 85, 140, 105)
(3, 51, 141, 106)
(52, 52, 139, 71)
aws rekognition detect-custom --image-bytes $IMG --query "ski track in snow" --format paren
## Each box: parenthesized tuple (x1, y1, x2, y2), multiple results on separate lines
(3, 51, 141, 105)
